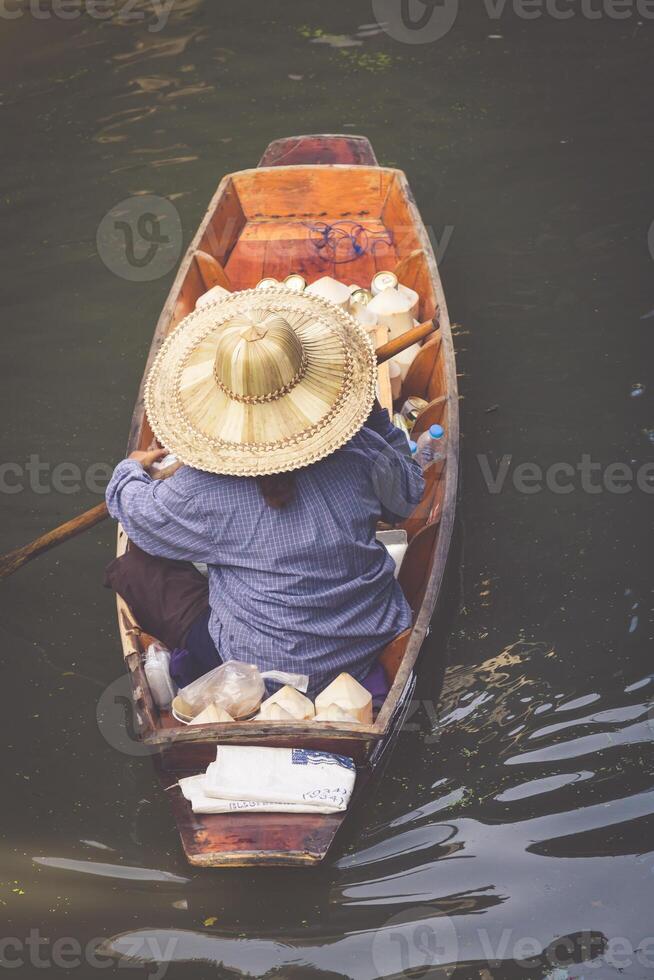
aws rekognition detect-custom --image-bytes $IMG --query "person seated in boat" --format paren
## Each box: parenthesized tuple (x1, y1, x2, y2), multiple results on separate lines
(104, 292, 424, 702)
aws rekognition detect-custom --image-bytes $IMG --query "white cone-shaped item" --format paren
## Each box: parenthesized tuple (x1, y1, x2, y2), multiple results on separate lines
(259, 685, 315, 721)
(368, 287, 414, 341)
(260, 703, 296, 721)
(314, 703, 360, 724)
(305, 276, 351, 309)
(315, 673, 373, 724)
(195, 285, 231, 309)
(398, 284, 420, 318)
(191, 703, 234, 725)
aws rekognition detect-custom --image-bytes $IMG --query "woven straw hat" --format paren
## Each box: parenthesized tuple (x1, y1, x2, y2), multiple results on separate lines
(144, 286, 377, 476)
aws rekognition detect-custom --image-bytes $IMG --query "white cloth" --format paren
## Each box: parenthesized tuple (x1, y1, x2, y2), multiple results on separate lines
(178, 746, 356, 815)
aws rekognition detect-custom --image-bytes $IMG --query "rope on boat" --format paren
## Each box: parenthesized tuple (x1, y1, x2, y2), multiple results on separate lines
(302, 220, 394, 264)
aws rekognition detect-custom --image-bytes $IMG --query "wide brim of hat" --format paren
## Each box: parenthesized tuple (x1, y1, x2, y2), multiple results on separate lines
(144, 287, 377, 476)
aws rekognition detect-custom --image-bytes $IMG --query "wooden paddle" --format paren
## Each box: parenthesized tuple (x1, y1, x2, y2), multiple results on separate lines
(0, 318, 438, 580)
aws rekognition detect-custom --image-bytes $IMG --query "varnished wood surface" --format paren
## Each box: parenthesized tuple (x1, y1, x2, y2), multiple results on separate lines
(400, 334, 442, 404)
(166, 784, 345, 867)
(156, 731, 377, 770)
(194, 249, 231, 291)
(258, 134, 378, 168)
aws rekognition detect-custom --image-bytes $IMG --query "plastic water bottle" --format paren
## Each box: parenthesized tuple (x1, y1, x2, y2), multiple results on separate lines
(408, 439, 418, 457)
(144, 643, 177, 709)
(416, 424, 446, 469)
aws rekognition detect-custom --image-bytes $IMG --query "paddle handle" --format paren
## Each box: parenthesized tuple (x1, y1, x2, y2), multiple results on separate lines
(0, 502, 108, 580)
(375, 318, 438, 365)
(0, 320, 438, 580)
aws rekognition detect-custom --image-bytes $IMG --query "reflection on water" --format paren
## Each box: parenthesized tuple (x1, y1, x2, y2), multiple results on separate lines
(0, 1, 652, 978)
(33, 856, 190, 884)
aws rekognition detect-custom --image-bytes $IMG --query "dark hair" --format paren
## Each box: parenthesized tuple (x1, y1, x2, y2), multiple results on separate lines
(257, 472, 296, 509)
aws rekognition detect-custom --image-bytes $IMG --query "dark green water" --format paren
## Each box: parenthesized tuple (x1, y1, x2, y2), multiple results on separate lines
(1, 2, 653, 977)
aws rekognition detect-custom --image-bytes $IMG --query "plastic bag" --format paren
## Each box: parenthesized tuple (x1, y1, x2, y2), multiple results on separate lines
(179, 661, 309, 720)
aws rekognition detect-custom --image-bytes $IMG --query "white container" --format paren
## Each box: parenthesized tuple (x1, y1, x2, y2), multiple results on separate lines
(375, 528, 409, 577)
(368, 287, 414, 340)
(389, 342, 421, 382)
(398, 284, 420, 318)
(306, 276, 351, 309)
(195, 285, 230, 309)
(389, 361, 402, 401)
(144, 643, 177, 710)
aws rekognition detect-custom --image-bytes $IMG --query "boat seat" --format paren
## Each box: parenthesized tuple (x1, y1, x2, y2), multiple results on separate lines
(193, 249, 232, 293)
(400, 333, 442, 403)
(397, 459, 444, 540)
(171, 251, 232, 328)
(398, 519, 440, 614)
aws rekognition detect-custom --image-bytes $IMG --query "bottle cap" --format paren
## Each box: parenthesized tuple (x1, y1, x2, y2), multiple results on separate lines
(429, 424, 445, 439)
(409, 440, 418, 454)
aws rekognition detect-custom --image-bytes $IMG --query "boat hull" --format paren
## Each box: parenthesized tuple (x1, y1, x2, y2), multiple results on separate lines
(114, 135, 459, 867)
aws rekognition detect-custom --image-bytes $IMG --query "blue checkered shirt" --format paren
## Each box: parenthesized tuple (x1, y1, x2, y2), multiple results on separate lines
(106, 409, 424, 696)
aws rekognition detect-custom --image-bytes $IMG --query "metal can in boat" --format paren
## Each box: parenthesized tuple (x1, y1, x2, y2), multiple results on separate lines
(256, 277, 279, 290)
(392, 412, 411, 440)
(350, 287, 373, 307)
(371, 270, 398, 296)
(400, 396, 429, 429)
(283, 274, 307, 292)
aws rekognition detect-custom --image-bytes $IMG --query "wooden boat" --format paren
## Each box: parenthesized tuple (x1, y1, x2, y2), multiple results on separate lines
(115, 134, 459, 867)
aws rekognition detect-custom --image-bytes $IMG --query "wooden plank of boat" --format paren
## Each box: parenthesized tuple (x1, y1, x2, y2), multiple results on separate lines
(258, 133, 378, 167)
(164, 779, 345, 868)
(115, 134, 459, 867)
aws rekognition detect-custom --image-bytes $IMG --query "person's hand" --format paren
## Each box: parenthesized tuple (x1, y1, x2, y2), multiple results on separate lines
(129, 448, 168, 468)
